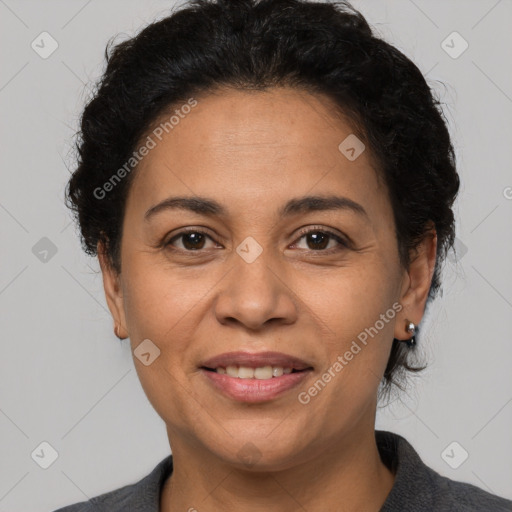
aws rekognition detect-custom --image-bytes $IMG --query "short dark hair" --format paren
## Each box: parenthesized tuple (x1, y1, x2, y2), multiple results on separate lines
(65, 0, 460, 399)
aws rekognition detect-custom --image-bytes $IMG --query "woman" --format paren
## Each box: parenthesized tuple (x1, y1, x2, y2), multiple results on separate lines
(55, 0, 512, 510)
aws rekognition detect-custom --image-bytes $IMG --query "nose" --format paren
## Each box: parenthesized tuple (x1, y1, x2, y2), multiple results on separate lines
(213, 247, 299, 331)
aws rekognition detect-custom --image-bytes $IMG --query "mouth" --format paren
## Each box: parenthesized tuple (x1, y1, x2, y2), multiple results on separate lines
(200, 350, 313, 373)
(199, 351, 313, 403)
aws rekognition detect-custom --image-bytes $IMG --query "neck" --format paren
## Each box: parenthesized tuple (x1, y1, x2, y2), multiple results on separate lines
(160, 425, 395, 512)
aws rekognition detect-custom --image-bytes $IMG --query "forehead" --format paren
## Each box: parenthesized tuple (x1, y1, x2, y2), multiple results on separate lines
(126, 87, 388, 223)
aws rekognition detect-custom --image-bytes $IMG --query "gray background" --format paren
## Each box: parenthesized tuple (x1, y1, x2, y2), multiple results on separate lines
(0, 0, 511, 510)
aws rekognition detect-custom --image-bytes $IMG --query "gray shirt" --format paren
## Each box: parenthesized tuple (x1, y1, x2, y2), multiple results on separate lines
(53, 430, 512, 511)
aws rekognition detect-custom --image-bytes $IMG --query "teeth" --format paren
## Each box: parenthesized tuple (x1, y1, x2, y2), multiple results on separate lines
(216, 365, 296, 379)
(226, 365, 238, 377)
(254, 366, 272, 379)
(272, 366, 283, 377)
(238, 366, 255, 379)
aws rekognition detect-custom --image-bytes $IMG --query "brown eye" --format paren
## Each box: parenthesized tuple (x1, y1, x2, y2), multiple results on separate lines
(292, 227, 350, 253)
(179, 232, 206, 250)
(165, 229, 216, 251)
(304, 231, 330, 250)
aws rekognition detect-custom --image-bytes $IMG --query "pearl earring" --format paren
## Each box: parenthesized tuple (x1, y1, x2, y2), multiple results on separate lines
(403, 320, 417, 348)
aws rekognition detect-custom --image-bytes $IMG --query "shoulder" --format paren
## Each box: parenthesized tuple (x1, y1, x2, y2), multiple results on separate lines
(51, 455, 173, 512)
(376, 430, 512, 512)
(426, 471, 512, 511)
(51, 486, 137, 512)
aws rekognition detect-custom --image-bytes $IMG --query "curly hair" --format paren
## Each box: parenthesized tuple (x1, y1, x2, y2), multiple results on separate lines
(65, 0, 460, 400)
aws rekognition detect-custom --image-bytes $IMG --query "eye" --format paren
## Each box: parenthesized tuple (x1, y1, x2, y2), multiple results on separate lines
(291, 226, 350, 253)
(164, 228, 218, 251)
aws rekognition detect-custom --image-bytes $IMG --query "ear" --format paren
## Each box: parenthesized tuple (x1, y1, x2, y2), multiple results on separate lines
(394, 223, 437, 341)
(97, 240, 128, 339)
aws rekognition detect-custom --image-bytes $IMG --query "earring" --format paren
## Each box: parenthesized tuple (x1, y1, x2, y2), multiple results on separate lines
(403, 320, 417, 348)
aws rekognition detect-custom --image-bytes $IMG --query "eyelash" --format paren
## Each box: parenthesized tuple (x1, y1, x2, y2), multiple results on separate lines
(163, 226, 350, 255)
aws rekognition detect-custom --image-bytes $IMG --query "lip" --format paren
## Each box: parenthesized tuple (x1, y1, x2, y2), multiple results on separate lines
(200, 351, 313, 371)
(200, 367, 313, 403)
(199, 351, 314, 403)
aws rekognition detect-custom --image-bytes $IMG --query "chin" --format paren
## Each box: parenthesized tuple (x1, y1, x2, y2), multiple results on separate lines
(208, 429, 310, 472)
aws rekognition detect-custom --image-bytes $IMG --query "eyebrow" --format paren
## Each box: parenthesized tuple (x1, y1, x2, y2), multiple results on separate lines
(144, 194, 369, 222)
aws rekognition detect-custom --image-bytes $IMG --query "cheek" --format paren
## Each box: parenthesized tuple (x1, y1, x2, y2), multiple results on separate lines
(122, 257, 202, 343)
(122, 265, 205, 427)
(122, 259, 215, 393)
(305, 258, 397, 337)
(305, 259, 398, 393)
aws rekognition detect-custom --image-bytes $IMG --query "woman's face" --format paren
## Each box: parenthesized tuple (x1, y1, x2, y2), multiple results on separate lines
(100, 87, 435, 470)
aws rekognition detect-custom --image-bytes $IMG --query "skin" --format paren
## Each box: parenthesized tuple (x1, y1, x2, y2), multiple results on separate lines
(98, 86, 437, 512)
